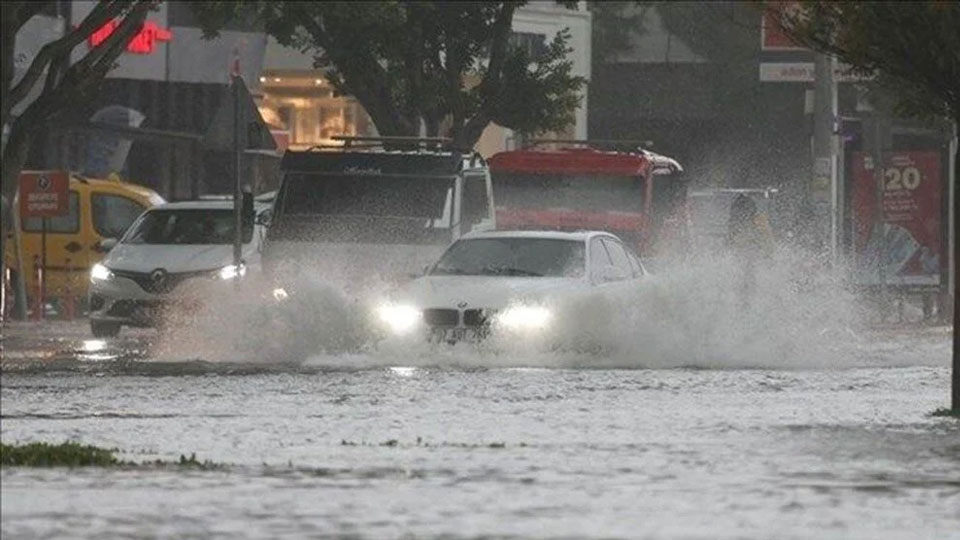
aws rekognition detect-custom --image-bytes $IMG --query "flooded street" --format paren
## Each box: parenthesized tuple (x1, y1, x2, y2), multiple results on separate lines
(2, 322, 958, 539)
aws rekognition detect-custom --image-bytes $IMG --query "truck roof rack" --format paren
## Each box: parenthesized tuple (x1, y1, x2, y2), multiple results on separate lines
(525, 138, 655, 150)
(332, 135, 453, 149)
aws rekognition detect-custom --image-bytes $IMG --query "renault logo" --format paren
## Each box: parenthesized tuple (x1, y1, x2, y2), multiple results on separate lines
(150, 268, 167, 283)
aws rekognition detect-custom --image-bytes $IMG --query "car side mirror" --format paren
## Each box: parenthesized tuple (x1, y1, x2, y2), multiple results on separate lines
(99, 238, 118, 252)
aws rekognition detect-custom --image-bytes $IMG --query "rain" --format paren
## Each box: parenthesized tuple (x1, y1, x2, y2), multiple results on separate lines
(2, 2, 958, 539)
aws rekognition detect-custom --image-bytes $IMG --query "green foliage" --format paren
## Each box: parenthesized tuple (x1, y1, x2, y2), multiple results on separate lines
(192, 1, 586, 149)
(0, 441, 122, 467)
(0, 442, 224, 469)
(772, 1, 960, 123)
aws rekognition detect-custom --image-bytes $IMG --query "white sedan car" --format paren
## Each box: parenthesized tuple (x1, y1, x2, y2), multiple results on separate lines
(374, 230, 647, 344)
(88, 200, 270, 337)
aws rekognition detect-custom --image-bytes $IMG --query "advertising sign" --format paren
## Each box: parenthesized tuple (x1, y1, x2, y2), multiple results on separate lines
(19, 171, 69, 218)
(850, 151, 943, 286)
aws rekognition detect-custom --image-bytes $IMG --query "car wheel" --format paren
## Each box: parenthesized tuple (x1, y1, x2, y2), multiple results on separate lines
(90, 320, 121, 338)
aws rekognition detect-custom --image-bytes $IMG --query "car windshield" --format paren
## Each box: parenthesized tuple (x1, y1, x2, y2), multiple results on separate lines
(431, 238, 585, 278)
(492, 172, 644, 213)
(271, 173, 456, 244)
(122, 209, 253, 245)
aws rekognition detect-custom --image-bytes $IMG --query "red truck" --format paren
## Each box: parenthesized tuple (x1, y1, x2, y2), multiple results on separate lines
(488, 140, 689, 257)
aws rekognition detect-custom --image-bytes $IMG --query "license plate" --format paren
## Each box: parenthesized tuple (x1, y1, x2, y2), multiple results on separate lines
(429, 327, 485, 343)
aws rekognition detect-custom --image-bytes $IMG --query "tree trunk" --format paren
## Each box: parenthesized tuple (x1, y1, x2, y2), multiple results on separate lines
(1, 112, 34, 320)
(952, 115, 958, 411)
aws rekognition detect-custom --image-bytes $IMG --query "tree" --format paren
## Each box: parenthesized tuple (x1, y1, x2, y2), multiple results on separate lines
(1, 1, 157, 196)
(771, 1, 960, 412)
(1, 1, 156, 320)
(194, 1, 586, 150)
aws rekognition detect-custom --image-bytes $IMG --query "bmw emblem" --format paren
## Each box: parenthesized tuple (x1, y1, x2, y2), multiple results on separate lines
(150, 268, 167, 283)
(457, 301, 468, 308)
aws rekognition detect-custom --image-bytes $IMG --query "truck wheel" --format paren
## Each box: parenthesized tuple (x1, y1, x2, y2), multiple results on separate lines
(91, 320, 121, 338)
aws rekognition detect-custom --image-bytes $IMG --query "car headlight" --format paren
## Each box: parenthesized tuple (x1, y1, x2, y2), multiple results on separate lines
(272, 287, 289, 302)
(218, 263, 247, 280)
(376, 304, 422, 335)
(496, 305, 551, 331)
(90, 263, 114, 282)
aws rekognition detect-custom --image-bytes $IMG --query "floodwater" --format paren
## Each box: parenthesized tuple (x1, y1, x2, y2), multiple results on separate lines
(2, 321, 958, 539)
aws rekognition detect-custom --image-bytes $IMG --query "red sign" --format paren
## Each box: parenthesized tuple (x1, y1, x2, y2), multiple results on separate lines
(89, 20, 172, 55)
(19, 171, 70, 218)
(850, 151, 943, 286)
(762, 2, 805, 51)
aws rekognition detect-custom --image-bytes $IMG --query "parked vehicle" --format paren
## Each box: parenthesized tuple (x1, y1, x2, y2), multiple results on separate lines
(87, 199, 270, 337)
(372, 230, 647, 344)
(4, 172, 165, 309)
(264, 136, 495, 289)
(488, 140, 688, 258)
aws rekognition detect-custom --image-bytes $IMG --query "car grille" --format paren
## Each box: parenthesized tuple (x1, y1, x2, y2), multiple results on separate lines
(463, 309, 491, 327)
(112, 269, 210, 294)
(422, 308, 496, 328)
(423, 308, 459, 327)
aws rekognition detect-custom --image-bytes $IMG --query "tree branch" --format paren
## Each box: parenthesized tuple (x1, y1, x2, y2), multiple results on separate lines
(7, 0, 125, 112)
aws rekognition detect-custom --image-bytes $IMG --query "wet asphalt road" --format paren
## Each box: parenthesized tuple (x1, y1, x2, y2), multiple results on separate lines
(1, 321, 959, 539)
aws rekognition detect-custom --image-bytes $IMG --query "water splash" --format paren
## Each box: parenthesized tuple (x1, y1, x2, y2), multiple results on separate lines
(148, 242, 908, 370)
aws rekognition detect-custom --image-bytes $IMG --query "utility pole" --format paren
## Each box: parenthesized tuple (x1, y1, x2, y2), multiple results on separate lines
(811, 53, 838, 259)
(951, 121, 958, 412)
(232, 74, 243, 282)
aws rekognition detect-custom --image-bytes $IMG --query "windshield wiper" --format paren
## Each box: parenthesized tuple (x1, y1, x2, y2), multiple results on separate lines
(481, 266, 543, 277)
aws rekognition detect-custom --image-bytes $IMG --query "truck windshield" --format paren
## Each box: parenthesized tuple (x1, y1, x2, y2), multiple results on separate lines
(272, 173, 456, 244)
(431, 238, 585, 278)
(123, 209, 253, 245)
(491, 172, 644, 213)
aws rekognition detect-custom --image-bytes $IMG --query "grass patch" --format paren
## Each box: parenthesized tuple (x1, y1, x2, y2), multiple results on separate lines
(930, 408, 960, 419)
(0, 442, 223, 469)
(1, 442, 122, 467)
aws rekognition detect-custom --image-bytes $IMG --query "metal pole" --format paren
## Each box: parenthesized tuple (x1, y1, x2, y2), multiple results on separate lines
(40, 217, 47, 320)
(950, 121, 958, 411)
(812, 53, 837, 259)
(872, 116, 887, 316)
(232, 75, 242, 280)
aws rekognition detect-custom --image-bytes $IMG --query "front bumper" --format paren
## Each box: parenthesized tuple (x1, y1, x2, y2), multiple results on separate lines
(88, 275, 208, 327)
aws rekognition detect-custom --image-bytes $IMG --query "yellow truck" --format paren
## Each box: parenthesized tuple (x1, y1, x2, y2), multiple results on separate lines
(4, 172, 165, 310)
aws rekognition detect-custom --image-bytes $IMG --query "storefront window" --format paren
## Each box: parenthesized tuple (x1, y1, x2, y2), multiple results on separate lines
(258, 73, 373, 148)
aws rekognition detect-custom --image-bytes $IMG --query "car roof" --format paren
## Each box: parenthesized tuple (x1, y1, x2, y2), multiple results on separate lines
(150, 200, 271, 211)
(460, 229, 617, 242)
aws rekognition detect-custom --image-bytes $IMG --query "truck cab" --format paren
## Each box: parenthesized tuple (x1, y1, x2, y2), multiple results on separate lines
(264, 137, 495, 288)
(488, 140, 687, 258)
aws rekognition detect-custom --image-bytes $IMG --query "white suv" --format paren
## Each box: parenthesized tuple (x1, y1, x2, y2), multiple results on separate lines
(88, 200, 270, 337)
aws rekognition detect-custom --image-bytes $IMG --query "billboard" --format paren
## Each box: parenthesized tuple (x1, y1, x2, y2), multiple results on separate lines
(850, 151, 944, 287)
